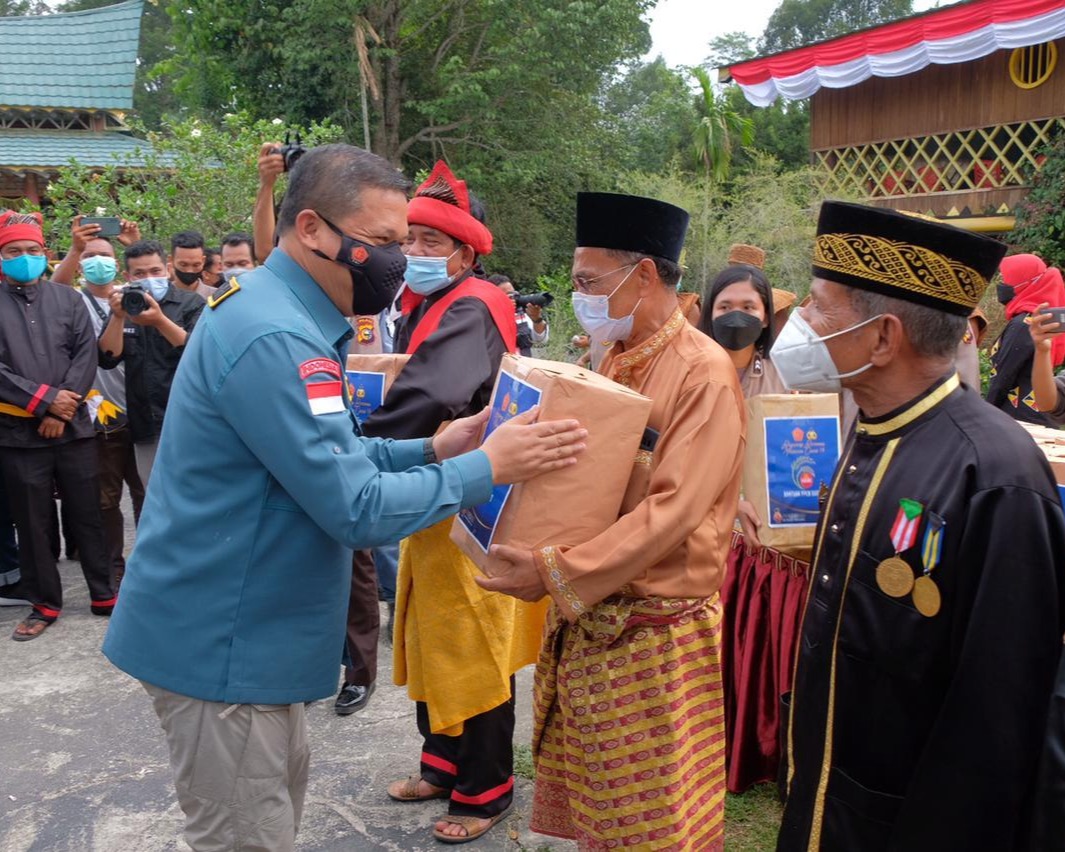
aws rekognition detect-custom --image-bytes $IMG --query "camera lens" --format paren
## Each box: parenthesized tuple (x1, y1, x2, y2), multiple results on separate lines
(122, 289, 148, 316)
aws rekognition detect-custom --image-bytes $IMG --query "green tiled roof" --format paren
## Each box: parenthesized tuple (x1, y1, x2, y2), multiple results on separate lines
(0, 130, 151, 169)
(0, 0, 144, 110)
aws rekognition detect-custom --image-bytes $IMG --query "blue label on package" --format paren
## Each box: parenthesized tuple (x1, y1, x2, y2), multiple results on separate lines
(457, 370, 543, 552)
(1059, 484, 1065, 510)
(346, 371, 386, 424)
(764, 415, 841, 528)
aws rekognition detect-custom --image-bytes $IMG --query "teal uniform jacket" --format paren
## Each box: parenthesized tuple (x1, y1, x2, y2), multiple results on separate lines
(102, 250, 494, 704)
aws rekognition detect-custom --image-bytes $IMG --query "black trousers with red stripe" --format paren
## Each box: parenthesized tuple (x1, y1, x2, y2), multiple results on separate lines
(0, 439, 114, 620)
(417, 676, 515, 818)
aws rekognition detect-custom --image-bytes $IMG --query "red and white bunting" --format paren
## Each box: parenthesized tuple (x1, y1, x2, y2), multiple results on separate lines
(729, 0, 1065, 106)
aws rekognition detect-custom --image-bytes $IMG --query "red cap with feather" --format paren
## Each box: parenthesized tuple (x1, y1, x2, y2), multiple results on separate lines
(406, 161, 492, 255)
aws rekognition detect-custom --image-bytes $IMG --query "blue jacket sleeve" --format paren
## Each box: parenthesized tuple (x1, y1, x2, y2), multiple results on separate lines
(216, 330, 493, 549)
(359, 435, 426, 472)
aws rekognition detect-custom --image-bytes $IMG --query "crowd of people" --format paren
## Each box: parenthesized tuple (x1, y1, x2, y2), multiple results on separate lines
(3, 140, 1065, 852)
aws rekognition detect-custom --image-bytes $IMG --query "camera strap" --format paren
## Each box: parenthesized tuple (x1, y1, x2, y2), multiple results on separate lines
(84, 290, 110, 323)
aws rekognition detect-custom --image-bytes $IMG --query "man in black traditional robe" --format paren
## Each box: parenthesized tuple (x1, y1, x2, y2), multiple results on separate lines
(365, 161, 530, 846)
(774, 201, 1065, 852)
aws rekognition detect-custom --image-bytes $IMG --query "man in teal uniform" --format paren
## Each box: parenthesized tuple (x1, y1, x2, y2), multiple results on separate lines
(102, 144, 586, 852)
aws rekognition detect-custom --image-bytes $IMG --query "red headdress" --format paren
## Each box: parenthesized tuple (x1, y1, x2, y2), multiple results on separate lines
(0, 211, 44, 249)
(1001, 253, 1065, 367)
(407, 161, 492, 256)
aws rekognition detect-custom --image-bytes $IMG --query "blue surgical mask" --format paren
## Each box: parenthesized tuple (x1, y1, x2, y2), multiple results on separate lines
(405, 250, 459, 296)
(81, 255, 117, 286)
(139, 276, 170, 301)
(571, 265, 642, 344)
(221, 267, 249, 280)
(3, 253, 47, 284)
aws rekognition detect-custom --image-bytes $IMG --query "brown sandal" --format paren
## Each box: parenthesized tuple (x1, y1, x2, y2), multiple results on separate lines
(432, 808, 510, 844)
(387, 776, 450, 802)
(12, 613, 51, 642)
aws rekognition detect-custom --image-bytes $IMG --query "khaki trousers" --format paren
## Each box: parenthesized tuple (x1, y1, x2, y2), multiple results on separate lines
(143, 682, 310, 852)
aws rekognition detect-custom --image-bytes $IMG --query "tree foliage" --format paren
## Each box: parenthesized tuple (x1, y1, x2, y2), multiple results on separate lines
(603, 58, 697, 174)
(690, 68, 753, 183)
(1011, 134, 1065, 269)
(154, 0, 653, 282)
(32, 115, 342, 252)
(617, 155, 845, 301)
(760, 0, 914, 54)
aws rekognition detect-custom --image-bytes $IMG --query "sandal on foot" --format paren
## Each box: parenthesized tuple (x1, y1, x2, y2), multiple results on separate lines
(12, 613, 52, 642)
(432, 809, 510, 844)
(387, 776, 450, 802)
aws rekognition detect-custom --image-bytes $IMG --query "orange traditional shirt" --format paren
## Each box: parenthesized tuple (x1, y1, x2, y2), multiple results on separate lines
(534, 308, 747, 620)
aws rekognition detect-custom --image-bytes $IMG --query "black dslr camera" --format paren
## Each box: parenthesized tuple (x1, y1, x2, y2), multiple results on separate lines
(121, 284, 150, 317)
(275, 132, 307, 172)
(513, 291, 554, 312)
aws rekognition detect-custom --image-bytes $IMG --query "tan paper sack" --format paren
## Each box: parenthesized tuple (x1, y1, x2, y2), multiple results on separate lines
(743, 393, 842, 551)
(450, 354, 652, 570)
(345, 353, 411, 424)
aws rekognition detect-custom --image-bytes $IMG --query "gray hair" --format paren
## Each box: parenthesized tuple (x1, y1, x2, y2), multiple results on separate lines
(848, 288, 967, 359)
(277, 144, 410, 234)
(606, 249, 683, 288)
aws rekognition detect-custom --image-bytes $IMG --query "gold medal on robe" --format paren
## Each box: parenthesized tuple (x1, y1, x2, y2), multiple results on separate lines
(876, 556, 914, 598)
(912, 575, 941, 617)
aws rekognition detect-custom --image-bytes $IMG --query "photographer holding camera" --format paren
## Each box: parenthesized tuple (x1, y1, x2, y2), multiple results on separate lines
(490, 274, 550, 356)
(99, 240, 204, 485)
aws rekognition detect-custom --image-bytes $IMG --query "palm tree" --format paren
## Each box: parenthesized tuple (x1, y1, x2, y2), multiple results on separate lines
(690, 67, 754, 183)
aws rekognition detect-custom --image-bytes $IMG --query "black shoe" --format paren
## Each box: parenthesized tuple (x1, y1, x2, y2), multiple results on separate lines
(334, 681, 375, 716)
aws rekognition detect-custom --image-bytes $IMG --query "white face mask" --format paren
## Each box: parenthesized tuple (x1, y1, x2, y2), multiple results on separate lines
(770, 309, 882, 393)
(571, 265, 642, 344)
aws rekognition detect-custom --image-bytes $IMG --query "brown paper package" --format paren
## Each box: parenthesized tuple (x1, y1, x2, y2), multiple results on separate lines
(451, 354, 652, 571)
(345, 353, 411, 397)
(742, 393, 841, 552)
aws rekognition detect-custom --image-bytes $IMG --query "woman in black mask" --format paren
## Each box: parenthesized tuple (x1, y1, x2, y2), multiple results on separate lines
(699, 264, 784, 399)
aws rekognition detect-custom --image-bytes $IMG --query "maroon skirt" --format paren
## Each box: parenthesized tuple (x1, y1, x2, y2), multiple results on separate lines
(720, 530, 811, 793)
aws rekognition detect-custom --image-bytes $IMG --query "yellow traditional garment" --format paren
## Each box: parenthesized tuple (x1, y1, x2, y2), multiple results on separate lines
(393, 518, 549, 736)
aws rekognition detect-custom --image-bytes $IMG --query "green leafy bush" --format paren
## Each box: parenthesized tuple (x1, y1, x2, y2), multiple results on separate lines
(30, 113, 342, 250)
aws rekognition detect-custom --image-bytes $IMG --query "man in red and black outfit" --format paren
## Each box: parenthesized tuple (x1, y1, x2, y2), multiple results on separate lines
(0, 212, 115, 640)
(367, 162, 528, 844)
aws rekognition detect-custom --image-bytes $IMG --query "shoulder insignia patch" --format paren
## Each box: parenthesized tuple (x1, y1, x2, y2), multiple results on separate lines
(207, 278, 241, 309)
(299, 358, 342, 380)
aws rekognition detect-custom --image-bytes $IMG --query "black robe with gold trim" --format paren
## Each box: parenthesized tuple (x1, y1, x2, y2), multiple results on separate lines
(778, 373, 1065, 852)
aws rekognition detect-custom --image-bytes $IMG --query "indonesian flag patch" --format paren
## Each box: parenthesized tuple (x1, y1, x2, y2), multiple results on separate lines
(306, 380, 346, 415)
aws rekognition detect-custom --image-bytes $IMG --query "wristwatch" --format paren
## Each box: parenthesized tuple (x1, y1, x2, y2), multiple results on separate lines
(423, 436, 438, 464)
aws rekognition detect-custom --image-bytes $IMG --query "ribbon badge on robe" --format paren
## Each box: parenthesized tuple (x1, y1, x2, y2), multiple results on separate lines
(876, 498, 924, 599)
(912, 511, 946, 618)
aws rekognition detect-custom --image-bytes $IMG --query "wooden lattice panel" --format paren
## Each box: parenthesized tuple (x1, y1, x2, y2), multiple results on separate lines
(813, 118, 1064, 200)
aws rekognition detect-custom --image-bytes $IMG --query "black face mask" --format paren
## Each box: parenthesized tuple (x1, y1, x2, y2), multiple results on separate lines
(174, 268, 201, 286)
(712, 310, 764, 351)
(313, 214, 407, 316)
(996, 283, 1015, 305)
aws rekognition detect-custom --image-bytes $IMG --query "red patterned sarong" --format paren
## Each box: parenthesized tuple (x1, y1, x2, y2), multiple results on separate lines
(530, 595, 726, 851)
(719, 531, 810, 793)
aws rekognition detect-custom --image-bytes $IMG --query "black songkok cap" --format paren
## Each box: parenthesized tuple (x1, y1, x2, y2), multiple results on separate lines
(813, 201, 1006, 317)
(576, 192, 689, 264)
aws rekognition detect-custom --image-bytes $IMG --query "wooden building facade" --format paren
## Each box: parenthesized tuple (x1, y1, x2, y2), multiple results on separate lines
(726, 0, 1065, 232)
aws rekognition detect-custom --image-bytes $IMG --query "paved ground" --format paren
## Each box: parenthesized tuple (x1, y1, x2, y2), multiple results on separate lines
(0, 506, 575, 851)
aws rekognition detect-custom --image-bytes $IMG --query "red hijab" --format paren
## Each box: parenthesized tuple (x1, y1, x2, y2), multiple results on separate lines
(1001, 253, 1065, 366)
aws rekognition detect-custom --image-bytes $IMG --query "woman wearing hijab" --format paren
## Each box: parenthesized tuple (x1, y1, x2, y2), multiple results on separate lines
(987, 253, 1065, 424)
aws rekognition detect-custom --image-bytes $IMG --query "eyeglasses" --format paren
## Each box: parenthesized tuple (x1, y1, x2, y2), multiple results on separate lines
(572, 263, 637, 294)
